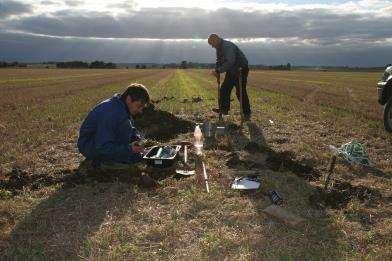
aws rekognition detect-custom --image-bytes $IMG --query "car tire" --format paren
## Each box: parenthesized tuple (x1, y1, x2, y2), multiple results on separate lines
(384, 97, 392, 132)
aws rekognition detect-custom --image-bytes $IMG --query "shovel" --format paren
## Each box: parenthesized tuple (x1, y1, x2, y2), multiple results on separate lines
(217, 78, 222, 121)
(238, 69, 244, 128)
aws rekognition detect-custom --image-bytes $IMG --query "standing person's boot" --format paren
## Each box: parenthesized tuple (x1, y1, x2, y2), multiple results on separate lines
(243, 113, 251, 122)
(212, 108, 229, 115)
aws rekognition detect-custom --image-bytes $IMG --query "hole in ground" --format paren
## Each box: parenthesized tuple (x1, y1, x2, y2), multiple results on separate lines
(266, 150, 320, 181)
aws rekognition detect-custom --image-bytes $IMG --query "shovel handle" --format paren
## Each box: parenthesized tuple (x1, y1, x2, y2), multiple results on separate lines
(217, 79, 222, 121)
(238, 69, 244, 125)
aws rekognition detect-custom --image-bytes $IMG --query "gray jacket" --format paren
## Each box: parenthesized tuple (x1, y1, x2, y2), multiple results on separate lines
(215, 39, 248, 74)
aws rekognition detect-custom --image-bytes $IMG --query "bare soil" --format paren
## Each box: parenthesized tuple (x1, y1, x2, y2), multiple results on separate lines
(134, 105, 194, 141)
(0, 69, 391, 259)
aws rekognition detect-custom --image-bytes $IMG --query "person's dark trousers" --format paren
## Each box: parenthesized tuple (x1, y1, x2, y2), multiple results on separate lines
(219, 67, 251, 116)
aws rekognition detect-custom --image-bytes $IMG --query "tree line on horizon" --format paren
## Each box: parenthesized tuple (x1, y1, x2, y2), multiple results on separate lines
(0, 61, 27, 68)
(56, 60, 116, 69)
(0, 60, 292, 70)
(4, 60, 387, 71)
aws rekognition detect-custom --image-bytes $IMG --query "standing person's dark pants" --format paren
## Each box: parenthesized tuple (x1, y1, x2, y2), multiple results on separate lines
(219, 67, 251, 116)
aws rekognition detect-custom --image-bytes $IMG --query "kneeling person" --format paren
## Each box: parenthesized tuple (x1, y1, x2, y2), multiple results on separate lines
(77, 83, 149, 170)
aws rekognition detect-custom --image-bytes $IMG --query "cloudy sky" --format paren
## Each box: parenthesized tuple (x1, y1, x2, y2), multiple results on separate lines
(0, 0, 391, 66)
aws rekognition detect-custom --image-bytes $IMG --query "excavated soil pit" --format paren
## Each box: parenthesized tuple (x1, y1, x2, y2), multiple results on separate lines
(134, 106, 194, 141)
(266, 150, 320, 181)
(226, 151, 268, 170)
(309, 181, 382, 209)
(244, 142, 267, 153)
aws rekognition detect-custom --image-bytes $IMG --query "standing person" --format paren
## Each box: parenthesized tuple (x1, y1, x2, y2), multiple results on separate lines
(208, 33, 251, 121)
(77, 83, 149, 171)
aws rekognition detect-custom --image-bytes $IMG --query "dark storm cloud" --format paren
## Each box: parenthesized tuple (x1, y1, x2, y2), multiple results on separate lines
(1, 5, 392, 66)
(0, 0, 32, 18)
(1, 30, 392, 67)
(10, 10, 119, 37)
(3, 7, 392, 42)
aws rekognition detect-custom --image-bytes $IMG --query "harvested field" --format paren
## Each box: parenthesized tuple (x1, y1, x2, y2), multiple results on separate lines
(0, 68, 391, 259)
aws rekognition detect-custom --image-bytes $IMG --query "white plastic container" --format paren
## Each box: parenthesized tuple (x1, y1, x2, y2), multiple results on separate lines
(194, 125, 204, 155)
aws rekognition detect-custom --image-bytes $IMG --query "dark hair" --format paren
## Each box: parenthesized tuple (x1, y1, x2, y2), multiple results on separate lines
(121, 83, 150, 104)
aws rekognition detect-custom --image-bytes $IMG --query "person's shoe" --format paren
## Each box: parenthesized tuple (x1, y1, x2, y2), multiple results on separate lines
(212, 108, 229, 115)
(77, 160, 98, 176)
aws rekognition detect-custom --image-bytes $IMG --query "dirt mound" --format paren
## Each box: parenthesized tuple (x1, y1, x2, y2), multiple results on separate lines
(134, 106, 194, 141)
(309, 181, 382, 209)
(151, 96, 204, 105)
(266, 150, 320, 181)
(0, 166, 147, 196)
(0, 167, 60, 195)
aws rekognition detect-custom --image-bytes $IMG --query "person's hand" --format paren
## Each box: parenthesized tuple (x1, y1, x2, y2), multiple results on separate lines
(131, 141, 144, 153)
(238, 67, 244, 77)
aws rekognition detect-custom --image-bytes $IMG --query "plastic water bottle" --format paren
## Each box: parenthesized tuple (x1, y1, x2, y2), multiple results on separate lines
(194, 125, 203, 155)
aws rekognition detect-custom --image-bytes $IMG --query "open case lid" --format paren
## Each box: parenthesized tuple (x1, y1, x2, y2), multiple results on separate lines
(231, 176, 261, 190)
(143, 145, 181, 160)
(143, 145, 181, 168)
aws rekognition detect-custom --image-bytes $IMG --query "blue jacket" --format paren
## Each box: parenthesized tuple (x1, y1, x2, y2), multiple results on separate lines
(77, 94, 143, 164)
(215, 39, 248, 74)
